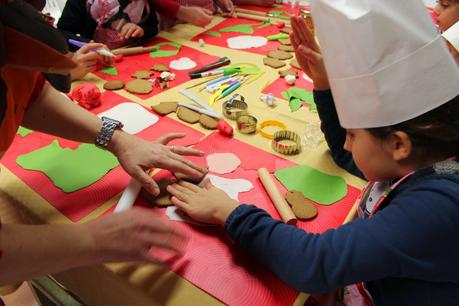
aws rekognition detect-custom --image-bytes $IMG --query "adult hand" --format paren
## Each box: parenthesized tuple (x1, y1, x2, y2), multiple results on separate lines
(290, 16, 330, 90)
(120, 22, 144, 39)
(85, 207, 187, 263)
(109, 132, 208, 196)
(177, 6, 213, 27)
(71, 42, 112, 80)
(216, 0, 235, 17)
(167, 179, 240, 225)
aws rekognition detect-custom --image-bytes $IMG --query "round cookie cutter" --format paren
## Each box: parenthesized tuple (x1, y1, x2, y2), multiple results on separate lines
(222, 94, 248, 120)
(271, 130, 302, 155)
(237, 114, 258, 134)
(259, 120, 287, 139)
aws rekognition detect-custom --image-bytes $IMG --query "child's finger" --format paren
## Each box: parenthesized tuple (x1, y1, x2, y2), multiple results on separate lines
(170, 196, 190, 211)
(170, 182, 195, 196)
(299, 45, 323, 65)
(203, 178, 214, 190)
(178, 180, 203, 192)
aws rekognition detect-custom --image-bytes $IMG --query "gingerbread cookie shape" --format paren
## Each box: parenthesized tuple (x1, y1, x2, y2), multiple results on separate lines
(103, 80, 125, 90)
(199, 114, 218, 130)
(176, 106, 200, 123)
(278, 68, 298, 78)
(278, 45, 294, 52)
(263, 57, 286, 69)
(131, 70, 153, 79)
(151, 102, 178, 115)
(285, 190, 318, 220)
(278, 38, 291, 46)
(151, 63, 169, 72)
(174, 172, 206, 184)
(126, 79, 153, 94)
(141, 178, 175, 207)
(268, 50, 293, 60)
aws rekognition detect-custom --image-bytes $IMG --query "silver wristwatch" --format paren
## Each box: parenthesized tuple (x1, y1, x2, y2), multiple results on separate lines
(95, 116, 123, 148)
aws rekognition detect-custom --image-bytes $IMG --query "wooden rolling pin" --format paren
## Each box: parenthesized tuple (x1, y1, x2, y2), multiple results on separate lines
(111, 46, 157, 56)
(258, 167, 297, 225)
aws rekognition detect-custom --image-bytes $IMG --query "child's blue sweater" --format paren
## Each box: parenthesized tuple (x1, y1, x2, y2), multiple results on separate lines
(224, 90, 459, 306)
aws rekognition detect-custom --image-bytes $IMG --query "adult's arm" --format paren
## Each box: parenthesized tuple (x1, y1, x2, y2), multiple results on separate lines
(21, 83, 206, 195)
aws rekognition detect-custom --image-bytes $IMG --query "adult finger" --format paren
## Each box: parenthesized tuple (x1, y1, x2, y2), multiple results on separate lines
(131, 167, 160, 196)
(164, 152, 207, 173)
(203, 178, 214, 190)
(79, 42, 105, 54)
(125, 26, 137, 39)
(169, 145, 204, 157)
(155, 133, 186, 145)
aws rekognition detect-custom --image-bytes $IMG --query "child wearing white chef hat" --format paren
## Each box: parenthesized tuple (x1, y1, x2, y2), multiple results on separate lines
(166, 1, 459, 305)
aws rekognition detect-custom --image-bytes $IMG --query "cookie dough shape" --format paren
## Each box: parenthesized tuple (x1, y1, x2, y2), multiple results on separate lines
(268, 50, 293, 60)
(278, 38, 291, 45)
(263, 57, 286, 69)
(151, 63, 169, 72)
(285, 190, 318, 220)
(176, 106, 200, 123)
(103, 80, 125, 90)
(278, 45, 294, 52)
(126, 79, 153, 94)
(199, 114, 218, 129)
(290, 59, 301, 70)
(131, 70, 153, 79)
(151, 102, 178, 115)
(278, 68, 298, 78)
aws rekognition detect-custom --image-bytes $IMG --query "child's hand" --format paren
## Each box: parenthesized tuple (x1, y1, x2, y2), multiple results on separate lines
(119, 22, 144, 39)
(167, 179, 240, 225)
(215, 0, 235, 17)
(290, 16, 330, 90)
(176, 6, 213, 27)
(71, 42, 112, 80)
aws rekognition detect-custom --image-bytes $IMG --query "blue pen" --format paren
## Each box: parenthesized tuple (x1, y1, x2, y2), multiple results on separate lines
(68, 39, 115, 57)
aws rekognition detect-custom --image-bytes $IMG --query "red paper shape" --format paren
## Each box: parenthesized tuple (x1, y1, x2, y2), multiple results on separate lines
(93, 38, 220, 100)
(103, 132, 361, 306)
(1, 91, 204, 221)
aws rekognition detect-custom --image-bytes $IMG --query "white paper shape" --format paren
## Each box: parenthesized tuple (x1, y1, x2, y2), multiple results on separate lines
(206, 153, 241, 174)
(169, 57, 197, 70)
(166, 206, 214, 226)
(98, 102, 158, 134)
(227, 36, 268, 49)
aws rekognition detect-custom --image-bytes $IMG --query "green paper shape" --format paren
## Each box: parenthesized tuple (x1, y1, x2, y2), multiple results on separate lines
(275, 165, 348, 205)
(205, 31, 222, 37)
(100, 66, 118, 76)
(17, 126, 33, 137)
(282, 87, 317, 112)
(266, 33, 289, 41)
(273, 4, 282, 8)
(289, 98, 302, 112)
(16, 140, 119, 193)
(220, 24, 256, 34)
(257, 21, 272, 29)
(268, 10, 290, 20)
(150, 42, 182, 58)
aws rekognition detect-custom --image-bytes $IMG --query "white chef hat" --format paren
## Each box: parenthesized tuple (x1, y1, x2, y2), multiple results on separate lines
(443, 21, 459, 53)
(311, 0, 459, 129)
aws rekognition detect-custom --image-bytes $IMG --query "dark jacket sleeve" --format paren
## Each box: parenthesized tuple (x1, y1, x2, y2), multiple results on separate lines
(225, 178, 459, 293)
(313, 89, 364, 179)
(139, 0, 159, 41)
(56, 0, 96, 51)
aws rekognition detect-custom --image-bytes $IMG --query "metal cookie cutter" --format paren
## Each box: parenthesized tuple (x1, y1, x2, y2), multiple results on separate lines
(271, 130, 302, 155)
(237, 114, 258, 134)
(222, 94, 248, 120)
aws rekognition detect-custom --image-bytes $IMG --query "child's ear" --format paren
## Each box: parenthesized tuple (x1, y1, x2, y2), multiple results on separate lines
(387, 131, 412, 161)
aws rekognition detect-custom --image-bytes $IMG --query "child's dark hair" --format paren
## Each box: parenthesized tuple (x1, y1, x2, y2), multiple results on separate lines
(368, 94, 459, 163)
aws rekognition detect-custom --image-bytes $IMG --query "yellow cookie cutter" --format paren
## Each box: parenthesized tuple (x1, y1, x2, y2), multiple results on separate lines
(259, 120, 287, 139)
